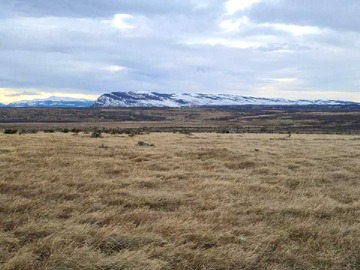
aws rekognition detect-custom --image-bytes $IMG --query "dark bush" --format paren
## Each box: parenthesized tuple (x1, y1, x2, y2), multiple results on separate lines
(71, 128, 81, 134)
(260, 127, 268, 133)
(218, 129, 230, 134)
(3, 128, 18, 134)
(91, 130, 102, 138)
(179, 130, 192, 135)
(23, 129, 38, 134)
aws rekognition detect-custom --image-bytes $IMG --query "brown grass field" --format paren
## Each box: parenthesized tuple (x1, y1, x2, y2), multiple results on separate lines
(1, 106, 360, 134)
(0, 132, 359, 269)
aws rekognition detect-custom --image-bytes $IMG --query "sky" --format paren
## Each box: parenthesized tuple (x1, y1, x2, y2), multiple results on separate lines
(1, 0, 360, 104)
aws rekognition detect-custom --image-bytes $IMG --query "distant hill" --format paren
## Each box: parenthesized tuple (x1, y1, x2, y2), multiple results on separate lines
(7, 96, 95, 108)
(3, 92, 359, 108)
(94, 91, 359, 107)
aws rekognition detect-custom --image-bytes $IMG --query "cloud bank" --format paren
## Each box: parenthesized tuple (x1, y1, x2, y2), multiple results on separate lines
(0, 0, 359, 103)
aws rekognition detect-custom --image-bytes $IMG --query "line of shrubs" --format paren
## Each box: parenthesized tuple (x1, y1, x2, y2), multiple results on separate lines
(3, 126, 344, 135)
(1, 126, 272, 135)
(1, 127, 151, 136)
(2, 128, 82, 135)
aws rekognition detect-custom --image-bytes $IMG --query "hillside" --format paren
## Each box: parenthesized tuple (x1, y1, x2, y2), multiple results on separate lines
(94, 91, 359, 107)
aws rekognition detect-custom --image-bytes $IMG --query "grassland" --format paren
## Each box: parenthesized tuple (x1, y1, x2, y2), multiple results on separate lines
(0, 132, 359, 269)
(1, 106, 360, 134)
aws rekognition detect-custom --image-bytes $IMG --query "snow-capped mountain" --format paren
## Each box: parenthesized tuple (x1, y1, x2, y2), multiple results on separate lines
(8, 96, 95, 108)
(94, 91, 359, 107)
(4, 92, 359, 108)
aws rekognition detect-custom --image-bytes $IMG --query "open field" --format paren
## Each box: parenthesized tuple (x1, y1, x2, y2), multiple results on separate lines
(0, 132, 359, 269)
(1, 106, 360, 134)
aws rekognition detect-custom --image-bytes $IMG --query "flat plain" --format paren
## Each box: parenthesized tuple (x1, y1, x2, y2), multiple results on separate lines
(1, 106, 360, 134)
(0, 131, 359, 269)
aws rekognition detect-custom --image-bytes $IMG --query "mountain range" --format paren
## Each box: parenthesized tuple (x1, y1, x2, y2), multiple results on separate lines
(4, 96, 94, 108)
(93, 91, 359, 107)
(1, 91, 359, 108)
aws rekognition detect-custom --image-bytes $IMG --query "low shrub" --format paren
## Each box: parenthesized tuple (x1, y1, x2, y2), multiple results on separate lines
(91, 130, 102, 138)
(137, 141, 155, 147)
(71, 128, 81, 134)
(3, 128, 18, 134)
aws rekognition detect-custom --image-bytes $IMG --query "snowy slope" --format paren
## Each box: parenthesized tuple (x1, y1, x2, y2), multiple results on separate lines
(94, 91, 359, 107)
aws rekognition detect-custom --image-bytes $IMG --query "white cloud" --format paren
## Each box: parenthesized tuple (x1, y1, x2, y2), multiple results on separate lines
(112, 14, 136, 30)
(218, 15, 322, 36)
(43, 92, 99, 100)
(254, 87, 360, 102)
(191, 0, 211, 9)
(225, 0, 262, 15)
(266, 23, 322, 36)
(219, 16, 249, 32)
(271, 78, 298, 83)
(101, 65, 128, 72)
(186, 38, 260, 49)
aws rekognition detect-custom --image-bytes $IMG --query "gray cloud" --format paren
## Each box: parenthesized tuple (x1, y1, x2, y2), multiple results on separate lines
(6, 0, 224, 17)
(5, 91, 39, 97)
(0, 0, 359, 102)
(249, 0, 360, 33)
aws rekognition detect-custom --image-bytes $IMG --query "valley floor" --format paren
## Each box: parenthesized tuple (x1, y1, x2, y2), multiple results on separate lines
(0, 133, 359, 269)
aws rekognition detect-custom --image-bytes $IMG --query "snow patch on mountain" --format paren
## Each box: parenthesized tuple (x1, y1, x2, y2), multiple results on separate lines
(94, 91, 359, 107)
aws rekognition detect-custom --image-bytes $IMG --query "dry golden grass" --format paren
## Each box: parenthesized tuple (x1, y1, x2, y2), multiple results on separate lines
(0, 132, 359, 269)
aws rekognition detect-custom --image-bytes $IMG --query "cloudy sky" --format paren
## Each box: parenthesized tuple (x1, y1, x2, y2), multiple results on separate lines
(1, 0, 360, 104)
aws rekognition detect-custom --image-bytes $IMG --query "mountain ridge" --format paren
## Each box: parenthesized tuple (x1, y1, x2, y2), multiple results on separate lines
(1, 91, 359, 108)
(6, 96, 94, 108)
(93, 91, 359, 107)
